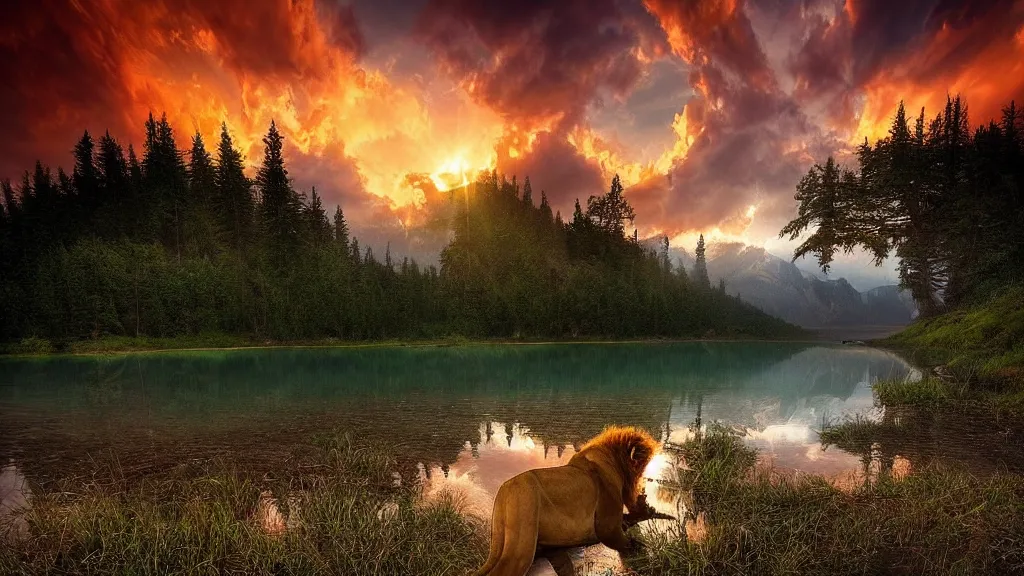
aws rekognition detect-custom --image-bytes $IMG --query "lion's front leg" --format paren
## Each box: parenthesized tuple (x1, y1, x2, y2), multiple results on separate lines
(593, 489, 636, 553)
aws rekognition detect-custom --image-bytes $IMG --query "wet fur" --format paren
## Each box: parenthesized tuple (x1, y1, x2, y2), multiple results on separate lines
(473, 425, 658, 576)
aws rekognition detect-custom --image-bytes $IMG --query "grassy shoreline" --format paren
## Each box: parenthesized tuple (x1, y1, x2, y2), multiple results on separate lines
(874, 286, 1023, 380)
(631, 426, 1024, 576)
(1, 434, 488, 575)
(7, 428, 1023, 575)
(0, 332, 822, 358)
(865, 286, 1024, 414)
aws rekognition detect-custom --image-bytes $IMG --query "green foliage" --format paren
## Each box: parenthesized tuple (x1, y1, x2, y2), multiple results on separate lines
(782, 97, 1024, 316)
(440, 172, 801, 339)
(692, 233, 710, 290)
(871, 377, 960, 408)
(633, 427, 1024, 576)
(0, 436, 486, 575)
(0, 112, 803, 345)
(213, 122, 254, 253)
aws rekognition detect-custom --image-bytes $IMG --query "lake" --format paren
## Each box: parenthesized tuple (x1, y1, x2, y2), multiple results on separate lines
(0, 341, 934, 572)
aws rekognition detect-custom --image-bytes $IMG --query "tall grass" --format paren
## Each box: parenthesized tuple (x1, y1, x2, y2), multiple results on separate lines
(0, 434, 487, 575)
(873, 377, 961, 407)
(631, 427, 1024, 576)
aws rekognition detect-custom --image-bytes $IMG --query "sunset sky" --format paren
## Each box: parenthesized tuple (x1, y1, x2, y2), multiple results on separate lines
(3, 0, 1023, 278)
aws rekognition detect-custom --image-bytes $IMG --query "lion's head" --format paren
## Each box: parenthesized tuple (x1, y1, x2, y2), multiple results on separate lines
(579, 425, 658, 504)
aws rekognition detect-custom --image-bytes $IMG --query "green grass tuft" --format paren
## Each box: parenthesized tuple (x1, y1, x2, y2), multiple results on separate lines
(0, 435, 487, 575)
(632, 426, 1024, 576)
(872, 377, 962, 408)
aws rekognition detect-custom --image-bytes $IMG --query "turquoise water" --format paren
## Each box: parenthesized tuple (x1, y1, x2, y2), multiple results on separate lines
(0, 342, 915, 485)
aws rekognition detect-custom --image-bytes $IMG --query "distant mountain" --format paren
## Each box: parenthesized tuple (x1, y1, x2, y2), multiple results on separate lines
(643, 239, 917, 328)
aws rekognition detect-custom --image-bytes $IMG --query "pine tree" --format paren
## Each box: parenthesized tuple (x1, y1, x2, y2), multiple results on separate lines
(187, 132, 218, 256)
(350, 237, 361, 269)
(304, 186, 331, 251)
(214, 123, 253, 253)
(257, 120, 302, 261)
(30, 162, 58, 248)
(333, 205, 349, 250)
(72, 130, 98, 229)
(539, 190, 553, 221)
(188, 133, 216, 211)
(96, 131, 128, 237)
(0, 180, 16, 220)
(586, 174, 635, 236)
(693, 234, 711, 290)
(125, 144, 143, 239)
(522, 176, 533, 206)
(572, 198, 585, 227)
(142, 113, 188, 256)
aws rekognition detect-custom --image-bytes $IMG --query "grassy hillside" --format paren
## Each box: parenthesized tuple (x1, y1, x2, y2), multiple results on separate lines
(882, 286, 1024, 381)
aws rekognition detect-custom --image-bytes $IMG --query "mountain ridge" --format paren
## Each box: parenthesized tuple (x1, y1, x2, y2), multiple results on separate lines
(644, 239, 916, 328)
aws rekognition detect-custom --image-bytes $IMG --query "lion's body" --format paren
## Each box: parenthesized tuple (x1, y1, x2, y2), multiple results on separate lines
(473, 426, 658, 576)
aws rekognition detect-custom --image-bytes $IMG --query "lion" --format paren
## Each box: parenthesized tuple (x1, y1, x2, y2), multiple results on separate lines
(473, 425, 660, 576)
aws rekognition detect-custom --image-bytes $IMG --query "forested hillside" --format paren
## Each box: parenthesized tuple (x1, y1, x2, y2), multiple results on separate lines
(0, 114, 800, 345)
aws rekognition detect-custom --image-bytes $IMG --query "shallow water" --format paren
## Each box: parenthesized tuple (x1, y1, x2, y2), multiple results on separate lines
(0, 341, 929, 572)
(0, 342, 915, 478)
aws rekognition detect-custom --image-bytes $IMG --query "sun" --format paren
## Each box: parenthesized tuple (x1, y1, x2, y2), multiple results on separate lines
(430, 155, 473, 192)
(429, 151, 497, 192)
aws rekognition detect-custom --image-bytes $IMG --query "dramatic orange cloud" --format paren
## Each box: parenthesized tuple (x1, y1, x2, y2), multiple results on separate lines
(2, 0, 1022, 260)
(853, 3, 1024, 142)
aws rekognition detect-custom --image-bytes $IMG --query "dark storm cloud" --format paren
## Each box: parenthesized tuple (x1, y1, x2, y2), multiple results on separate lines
(644, 0, 777, 91)
(0, 0, 136, 178)
(0, 0, 367, 180)
(637, 0, 1023, 238)
(782, 0, 1023, 124)
(638, 0, 819, 234)
(178, 0, 365, 79)
(415, 0, 668, 131)
(349, 0, 428, 50)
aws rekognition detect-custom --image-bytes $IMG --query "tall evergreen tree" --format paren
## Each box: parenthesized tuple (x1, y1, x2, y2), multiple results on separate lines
(214, 123, 253, 253)
(586, 174, 634, 236)
(96, 131, 128, 237)
(304, 187, 332, 251)
(522, 176, 533, 207)
(256, 120, 302, 261)
(142, 113, 189, 256)
(187, 132, 218, 256)
(539, 190, 553, 221)
(693, 234, 711, 290)
(72, 130, 98, 229)
(333, 205, 349, 250)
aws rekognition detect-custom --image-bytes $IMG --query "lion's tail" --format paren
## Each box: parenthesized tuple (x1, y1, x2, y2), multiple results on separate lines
(473, 477, 539, 576)
(473, 496, 505, 575)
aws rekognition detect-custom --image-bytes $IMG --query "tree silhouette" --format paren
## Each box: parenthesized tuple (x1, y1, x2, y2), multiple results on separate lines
(186, 132, 218, 256)
(214, 123, 253, 254)
(257, 120, 302, 262)
(333, 205, 349, 250)
(693, 234, 711, 290)
(781, 95, 1022, 313)
(0, 110, 807, 342)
